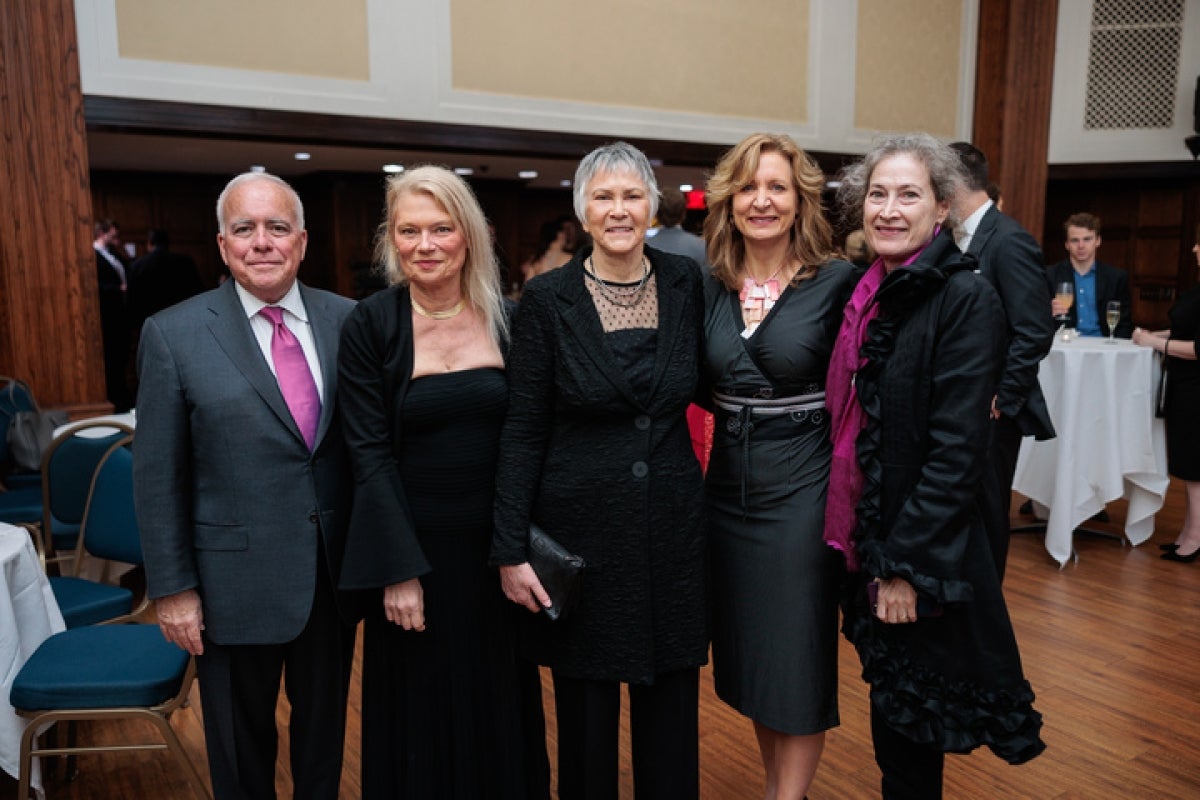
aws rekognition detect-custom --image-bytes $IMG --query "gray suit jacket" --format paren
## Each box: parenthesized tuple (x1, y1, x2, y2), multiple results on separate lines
(649, 228, 709, 271)
(133, 278, 356, 645)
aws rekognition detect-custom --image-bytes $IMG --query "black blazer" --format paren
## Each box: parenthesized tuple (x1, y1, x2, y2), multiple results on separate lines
(1048, 259, 1133, 338)
(967, 205, 1055, 440)
(492, 246, 708, 684)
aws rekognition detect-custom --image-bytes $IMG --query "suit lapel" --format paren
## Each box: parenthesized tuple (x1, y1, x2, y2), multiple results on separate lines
(556, 257, 642, 408)
(301, 283, 339, 449)
(205, 280, 308, 448)
(646, 252, 685, 403)
(967, 206, 998, 261)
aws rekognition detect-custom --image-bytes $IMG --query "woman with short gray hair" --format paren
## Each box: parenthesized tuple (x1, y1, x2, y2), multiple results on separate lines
(493, 141, 707, 798)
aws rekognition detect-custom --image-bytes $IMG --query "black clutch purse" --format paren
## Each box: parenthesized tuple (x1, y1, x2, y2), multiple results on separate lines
(528, 524, 586, 622)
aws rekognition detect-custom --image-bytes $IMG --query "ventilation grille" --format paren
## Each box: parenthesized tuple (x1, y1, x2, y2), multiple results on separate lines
(1084, 0, 1183, 130)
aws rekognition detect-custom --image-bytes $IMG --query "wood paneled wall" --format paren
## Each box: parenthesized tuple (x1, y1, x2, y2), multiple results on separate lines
(88, 169, 577, 305)
(0, 0, 107, 413)
(972, 0, 1059, 241)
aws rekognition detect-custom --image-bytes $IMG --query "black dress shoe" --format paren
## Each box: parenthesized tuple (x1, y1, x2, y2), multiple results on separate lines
(1019, 499, 1034, 515)
(1161, 548, 1200, 563)
(1091, 509, 1110, 523)
(1159, 543, 1180, 551)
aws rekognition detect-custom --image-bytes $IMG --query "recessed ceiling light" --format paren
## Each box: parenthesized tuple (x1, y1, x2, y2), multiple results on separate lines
(679, 184, 693, 192)
(454, 167, 474, 176)
(518, 170, 538, 180)
(294, 152, 311, 161)
(382, 164, 405, 174)
(825, 180, 842, 189)
(250, 165, 266, 173)
(560, 179, 572, 187)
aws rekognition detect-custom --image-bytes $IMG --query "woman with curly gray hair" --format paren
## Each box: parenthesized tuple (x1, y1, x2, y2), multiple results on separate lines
(826, 133, 1045, 799)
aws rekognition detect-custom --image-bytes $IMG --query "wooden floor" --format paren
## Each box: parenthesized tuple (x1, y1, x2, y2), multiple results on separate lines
(5, 482, 1200, 799)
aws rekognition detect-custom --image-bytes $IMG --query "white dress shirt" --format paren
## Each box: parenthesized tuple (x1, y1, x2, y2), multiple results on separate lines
(234, 281, 326, 403)
(955, 198, 994, 254)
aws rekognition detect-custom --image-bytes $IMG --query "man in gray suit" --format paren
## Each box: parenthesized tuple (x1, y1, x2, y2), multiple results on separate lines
(133, 172, 357, 799)
(649, 186, 709, 270)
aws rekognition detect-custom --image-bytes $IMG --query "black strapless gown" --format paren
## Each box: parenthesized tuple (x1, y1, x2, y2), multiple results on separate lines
(360, 367, 529, 798)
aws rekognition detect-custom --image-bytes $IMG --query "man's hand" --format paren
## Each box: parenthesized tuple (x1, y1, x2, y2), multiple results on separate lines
(156, 589, 205, 655)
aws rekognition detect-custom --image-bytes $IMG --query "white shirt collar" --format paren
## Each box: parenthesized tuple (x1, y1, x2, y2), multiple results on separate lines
(233, 280, 307, 323)
(961, 198, 993, 239)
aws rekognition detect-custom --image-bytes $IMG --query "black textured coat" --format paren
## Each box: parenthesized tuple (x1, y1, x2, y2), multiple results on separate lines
(493, 246, 708, 684)
(842, 232, 1045, 764)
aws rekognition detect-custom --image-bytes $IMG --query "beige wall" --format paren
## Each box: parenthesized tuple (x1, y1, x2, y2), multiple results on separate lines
(84, 1, 981, 153)
(114, 0, 369, 80)
(450, 0, 810, 122)
(854, 0, 962, 136)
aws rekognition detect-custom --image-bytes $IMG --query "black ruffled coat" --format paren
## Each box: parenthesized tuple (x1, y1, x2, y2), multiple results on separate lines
(842, 231, 1046, 764)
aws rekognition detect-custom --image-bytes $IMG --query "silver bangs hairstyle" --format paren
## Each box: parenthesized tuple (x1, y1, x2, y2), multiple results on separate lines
(572, 141, 660, 224)
(375, 165, 509, 343)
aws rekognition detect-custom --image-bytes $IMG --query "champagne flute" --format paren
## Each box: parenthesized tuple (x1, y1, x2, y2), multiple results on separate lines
(1105, 300, 1121, 344)
(1054, 282, 1074, 322)
(1054, 281, 1075, 340)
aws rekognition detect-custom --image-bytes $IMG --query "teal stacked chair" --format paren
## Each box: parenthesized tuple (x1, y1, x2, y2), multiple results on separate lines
(47, 435, 147, 628)
(39, 420, 136, 574)
(9, 436, 210, 799)
(9, 624, 210, 799)
(0, 376, 50, 491)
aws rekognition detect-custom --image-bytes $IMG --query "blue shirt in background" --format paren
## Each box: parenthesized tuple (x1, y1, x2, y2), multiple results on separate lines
(1074, 267, 1101, 336)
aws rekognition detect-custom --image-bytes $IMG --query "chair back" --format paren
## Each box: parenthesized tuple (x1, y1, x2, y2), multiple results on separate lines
(42, 422, 136, 530)
(71, 436, 141, 571)
(0, 376, 38, 467)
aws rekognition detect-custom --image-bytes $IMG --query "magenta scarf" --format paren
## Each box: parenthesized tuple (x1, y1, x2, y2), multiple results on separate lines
(824, 232, 941, 570)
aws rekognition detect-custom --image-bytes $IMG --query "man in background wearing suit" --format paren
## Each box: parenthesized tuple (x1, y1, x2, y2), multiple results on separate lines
(94, 219, 133, 410)
(649, 186, 709, 270)
(950, 142, 1056, 579)
(1049, 212, 1134, 338)
(127, 228, 205, 333)
(133, 172, 357, 800)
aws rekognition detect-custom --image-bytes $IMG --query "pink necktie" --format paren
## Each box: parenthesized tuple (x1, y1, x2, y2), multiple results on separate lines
(260, 306, 321, 449)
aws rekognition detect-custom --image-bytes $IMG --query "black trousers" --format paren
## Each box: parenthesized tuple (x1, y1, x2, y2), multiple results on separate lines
(983, 414, 1024, 580)
(552, 667, 699, 800)
(195, 563, 355, 800)
(871, 703, 944, 800)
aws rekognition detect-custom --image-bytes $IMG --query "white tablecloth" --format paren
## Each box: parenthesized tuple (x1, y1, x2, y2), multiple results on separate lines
(1013, 338, 1169, 566)
(0, 522, 65, 792)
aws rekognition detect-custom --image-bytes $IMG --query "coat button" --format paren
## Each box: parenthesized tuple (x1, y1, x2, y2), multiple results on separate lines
(634, 415, 651, 431)
(308, 511, 319, 523)
(632, 461, 648, 478)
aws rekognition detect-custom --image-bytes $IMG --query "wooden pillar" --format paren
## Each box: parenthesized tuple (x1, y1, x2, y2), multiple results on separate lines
(972, 0, 1059, 242)
(0, 0, 108, 413)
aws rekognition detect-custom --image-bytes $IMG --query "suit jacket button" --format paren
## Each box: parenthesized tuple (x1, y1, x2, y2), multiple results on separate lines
(308, 511, 319, 523)
(631, 461, 648, 478)
(634, 415, 651, 431)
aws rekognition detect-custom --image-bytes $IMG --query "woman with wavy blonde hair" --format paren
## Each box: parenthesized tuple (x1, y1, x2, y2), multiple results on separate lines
(699, 133, 857, 799)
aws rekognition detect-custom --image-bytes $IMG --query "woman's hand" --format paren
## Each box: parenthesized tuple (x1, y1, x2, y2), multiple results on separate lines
(383, 578, 425, 631)
(1131, 327, 1165, 349)
(500, 563, 552, 614)
(874, 577, 918, 624)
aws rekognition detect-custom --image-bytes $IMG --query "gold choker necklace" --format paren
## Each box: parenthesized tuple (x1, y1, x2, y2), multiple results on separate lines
(411, 296, 466, 320)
